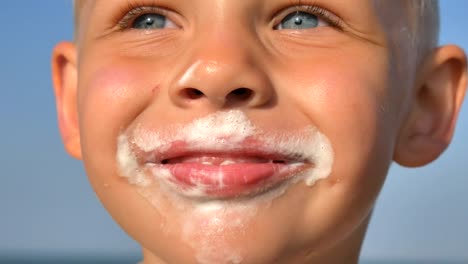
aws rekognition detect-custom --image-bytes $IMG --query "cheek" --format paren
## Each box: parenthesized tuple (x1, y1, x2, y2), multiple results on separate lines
(77, 64, 161, 183)
(80, 66, 143, 123)
(280, 58, 393, 143)
(313, 64, 395, 182)
(274, 56, 396, 249)
(281, 59, 394, 195)
(78, 63, 162, 138)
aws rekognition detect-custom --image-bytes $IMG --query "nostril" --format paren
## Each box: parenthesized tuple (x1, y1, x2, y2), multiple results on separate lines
(182, 88, 205, 99)
(228, 88, 253, 101)
(178, 87, 255, 106)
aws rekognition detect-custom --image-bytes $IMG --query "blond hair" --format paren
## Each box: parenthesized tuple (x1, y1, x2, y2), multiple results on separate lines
(373, 0, 439, 75)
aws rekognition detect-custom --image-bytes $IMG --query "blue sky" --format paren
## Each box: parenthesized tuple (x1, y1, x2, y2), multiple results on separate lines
(0, 1, 467, 261)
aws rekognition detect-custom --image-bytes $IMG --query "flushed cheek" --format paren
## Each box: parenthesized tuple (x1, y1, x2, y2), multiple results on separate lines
(278, 62, 391, 187)
(309, 70, 392, 182)
(317, 71, 392, 202)
(80, 66, 150, 120)
(273, 64, 393, 250)
(78, 66, 159, 183)
(76, 66, 169, 242)
(279, 62, 389, 139)
(80, 64, 161, 134)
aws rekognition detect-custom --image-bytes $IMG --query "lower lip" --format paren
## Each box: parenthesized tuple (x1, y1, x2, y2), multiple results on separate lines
(149, 162, 311, 198)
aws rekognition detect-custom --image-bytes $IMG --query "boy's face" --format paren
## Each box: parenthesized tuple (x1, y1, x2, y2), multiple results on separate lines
(53, 0, 466, 263)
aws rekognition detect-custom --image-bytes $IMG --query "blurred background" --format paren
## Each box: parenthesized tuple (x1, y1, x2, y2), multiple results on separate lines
(0, 1, 466, 263)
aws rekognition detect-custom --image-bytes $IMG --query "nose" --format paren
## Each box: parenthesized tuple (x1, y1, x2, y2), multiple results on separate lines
(169, 35, 274, 109)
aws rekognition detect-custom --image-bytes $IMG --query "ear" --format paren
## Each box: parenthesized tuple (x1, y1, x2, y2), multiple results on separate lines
(394, 45, 467, 167)
(51, 42, 82, 159)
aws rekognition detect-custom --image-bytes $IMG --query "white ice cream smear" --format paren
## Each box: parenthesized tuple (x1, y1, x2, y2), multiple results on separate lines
(115, 110, 334, 263)
(132, 109, 255, 153)
(123, 110, 333, 187)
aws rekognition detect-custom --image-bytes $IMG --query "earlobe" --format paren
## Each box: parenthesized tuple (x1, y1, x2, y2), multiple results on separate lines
(394, 45, 467, 167)
(51, 42, 82, 159)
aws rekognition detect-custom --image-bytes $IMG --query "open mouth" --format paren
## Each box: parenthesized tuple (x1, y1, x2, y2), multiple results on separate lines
(145, 146, 313, 199)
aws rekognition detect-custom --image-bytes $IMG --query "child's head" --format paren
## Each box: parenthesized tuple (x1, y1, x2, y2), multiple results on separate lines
(52, 1, 467, 263)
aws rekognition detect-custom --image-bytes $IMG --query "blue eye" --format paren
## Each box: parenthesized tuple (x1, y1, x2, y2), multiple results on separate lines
(276, 11, 319, 30)
(132, 13, 176, 29)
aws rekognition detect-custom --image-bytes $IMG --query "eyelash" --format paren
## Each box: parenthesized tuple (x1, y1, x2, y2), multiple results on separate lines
(275, 0, 343, 29)
(292, 5, 342, 29)
(116, 0, 170, 30)
(114, 1, 343, 31)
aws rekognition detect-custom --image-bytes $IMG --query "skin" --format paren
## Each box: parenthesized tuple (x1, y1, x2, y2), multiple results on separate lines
(52, 0, 467, 263)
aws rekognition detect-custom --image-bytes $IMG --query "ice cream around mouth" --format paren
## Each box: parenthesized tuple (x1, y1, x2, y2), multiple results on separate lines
(116, 110, 334, 200)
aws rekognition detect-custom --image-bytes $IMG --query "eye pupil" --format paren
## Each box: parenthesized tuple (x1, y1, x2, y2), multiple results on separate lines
(277, 11, 319, 30)
(294, 17, 303, 25)
(145, 17, 154, 26)
(132, 14, 167, 29)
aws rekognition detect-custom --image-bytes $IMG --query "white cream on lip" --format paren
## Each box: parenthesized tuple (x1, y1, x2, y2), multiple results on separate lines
(119, 110, 333, 189)
(132, 109, 255, 153)
(115, 110, 334, 263)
